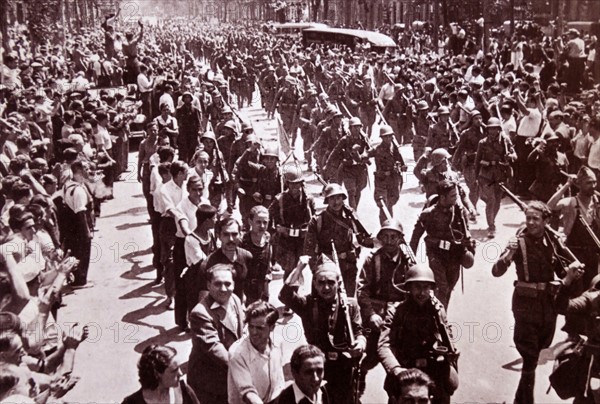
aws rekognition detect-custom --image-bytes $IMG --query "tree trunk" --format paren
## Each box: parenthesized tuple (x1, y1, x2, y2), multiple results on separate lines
(323, 0, 328, 21)
(0, 0, 10, 53)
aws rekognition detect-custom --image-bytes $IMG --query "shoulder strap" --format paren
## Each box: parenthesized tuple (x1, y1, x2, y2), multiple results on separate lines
(518, 236, 529, 282)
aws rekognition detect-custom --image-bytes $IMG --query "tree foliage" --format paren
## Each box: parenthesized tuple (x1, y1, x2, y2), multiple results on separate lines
(25, 0, 61, 46)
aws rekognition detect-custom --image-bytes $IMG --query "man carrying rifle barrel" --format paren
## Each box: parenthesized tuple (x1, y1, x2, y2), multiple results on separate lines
(547, 166, 600, 336)
(492, 200, 584, 404)
(357, 219, 410, 397)
(303, 183, 373, 296)
(279, 258, 366, 404)
(378, 264, 459, 404)
(410, 179, 476, 310)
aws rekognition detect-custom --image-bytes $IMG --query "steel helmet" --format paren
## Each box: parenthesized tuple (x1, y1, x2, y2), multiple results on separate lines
(349, 117, 362, 127)
(430, 148, 451, 166)
(221, 106, 233, 114)
(323, 183, 347, 201)
(262, 143, 279, 157)
(437, 106, 450, 115)
(245, 134, 260, 145)
(201, 131, 217, 142)
(223, 120, 238, 132)
(486, 118, 502, 128)
(417, 100, 430, 110)
(377, 219, 404, 240)
(284, 168, 304, 183)
(241, 121, 253, 132)
(403, 264, 436, 285)
(380, 125, 394, 137)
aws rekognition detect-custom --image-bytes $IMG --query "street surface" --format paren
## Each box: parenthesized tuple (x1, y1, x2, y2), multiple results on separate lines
(56, 100, 569, 403)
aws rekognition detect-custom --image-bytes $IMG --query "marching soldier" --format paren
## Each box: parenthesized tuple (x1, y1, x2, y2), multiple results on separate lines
(270, 168, 315, 278)
(279, 259, 367, 404)
(414, 148, 476, 216)
(358, 75, 378, 138)
(298, 89, 318, 169)
(378, 264, 459, 404)
(547, 166, 600, 335)
(273, 76, 302, 136)
(368, 125, 406, 225)
(345, 74, 362, 117)
(452, 110, 485, 215)
(492, 201, 583, 404)
(475, 117, 517, 238)
(232, 135, 262, 227)
(412, 100, 430, 161)
(253, 144, 283, 209)
(426, 106, 457, 152)
(260, 65, 278, 117)
(325, 116, 370, 210)
(357, 219, 410, 395)
(303, 183, 373, 296)
(410, 180, 476, 309)
(312, 107, 345, 179)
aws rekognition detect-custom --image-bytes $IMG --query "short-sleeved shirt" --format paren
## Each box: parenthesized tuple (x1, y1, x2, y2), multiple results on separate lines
(63, 180, 90, 214)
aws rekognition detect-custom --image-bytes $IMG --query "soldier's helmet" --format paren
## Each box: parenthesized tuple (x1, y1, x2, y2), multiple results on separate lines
(377, 219, 404, 239)
(486, 117, 502, 128)
(200, 131, 217, 142)
(323, 183, 347, 201)
(437, 106, 450, 115)
(241, 121, 253, 132)
(380, 125, 394, 137)
(223, 120, 238, 133)
(349, 117, 362, 127)
(403, 264, 436, 285)
(222, 106, 233, 114)
(245, 134, 260, 145)
(262, 143, 279, 158)
(430, 148, 451, 166)
(283, 166, 304, 183)
(417, 100, 430, 111)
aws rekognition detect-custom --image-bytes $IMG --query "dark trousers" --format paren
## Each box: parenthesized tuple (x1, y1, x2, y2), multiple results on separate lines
(159, 217, 177, 298)
(173, 237, 188, 328)
(149, 200, 163, 279)
(324, 355, 355, 404)
(65, 235, 92, 285)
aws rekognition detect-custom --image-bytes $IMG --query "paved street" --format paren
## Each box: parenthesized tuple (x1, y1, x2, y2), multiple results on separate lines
(57, 101, 569, 403)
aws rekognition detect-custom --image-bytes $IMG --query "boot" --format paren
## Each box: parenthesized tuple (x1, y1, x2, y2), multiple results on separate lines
(514, 370, 535, 404)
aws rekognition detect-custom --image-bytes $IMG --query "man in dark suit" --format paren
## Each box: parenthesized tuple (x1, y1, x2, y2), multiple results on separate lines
(269, 345, 330, 404)
(188, 263, 244, 404)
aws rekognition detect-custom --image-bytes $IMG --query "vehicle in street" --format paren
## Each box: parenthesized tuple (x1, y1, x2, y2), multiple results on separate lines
(302, 27, 397, 52)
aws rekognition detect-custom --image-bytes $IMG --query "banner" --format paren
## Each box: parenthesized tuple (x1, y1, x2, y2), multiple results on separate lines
(275, 112, 292, 157)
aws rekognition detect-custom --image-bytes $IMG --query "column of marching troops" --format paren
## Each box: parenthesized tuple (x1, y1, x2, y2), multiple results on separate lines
(134, 25, 600, 404)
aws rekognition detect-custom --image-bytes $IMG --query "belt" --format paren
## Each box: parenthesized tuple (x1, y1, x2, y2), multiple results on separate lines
(281, 103, 295, 108)
(376, 170, 394, 176)
(480, 160, 508, 167)
(280, 226, 308, 237)
(514, 281, 547, 290)
(240, 177, 258, 183)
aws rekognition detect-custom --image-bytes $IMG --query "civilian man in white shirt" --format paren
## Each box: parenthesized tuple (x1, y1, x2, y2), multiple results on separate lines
(137, 64, 154, 120)
(228, 301, 285, 404)
(157, 160, 188, 309)
(514, 90, 543, 194)
(172, 176, 209, 330)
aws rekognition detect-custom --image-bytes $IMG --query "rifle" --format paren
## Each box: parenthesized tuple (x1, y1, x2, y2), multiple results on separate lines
(557, 170, 600, 252)
(331, 241, 360, 404)
(431, 295, 460, 369)
(498, 182, 579, 264)
(342, 204, 374, 248)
